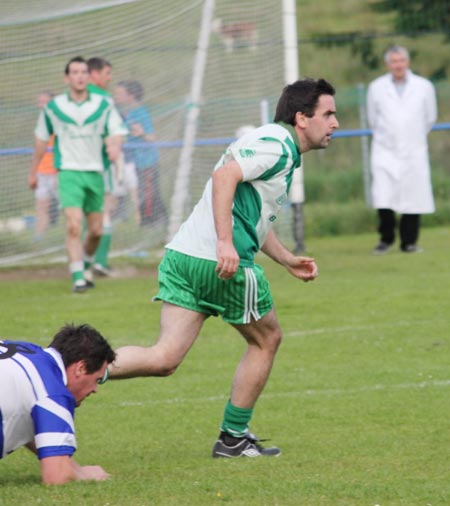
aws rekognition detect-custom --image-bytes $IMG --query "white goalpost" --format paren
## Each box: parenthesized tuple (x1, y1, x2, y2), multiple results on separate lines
(0, 0, 296, 265)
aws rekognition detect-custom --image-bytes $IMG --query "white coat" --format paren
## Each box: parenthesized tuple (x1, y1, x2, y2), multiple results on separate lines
(367, 70, 437, 213)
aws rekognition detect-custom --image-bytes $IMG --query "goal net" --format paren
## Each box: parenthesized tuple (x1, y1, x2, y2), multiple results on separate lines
(0, 0, 289, 266)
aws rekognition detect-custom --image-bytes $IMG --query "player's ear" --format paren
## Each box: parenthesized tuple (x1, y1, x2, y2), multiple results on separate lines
(74, 360, 88, 377)
(295, 111, 308, 128)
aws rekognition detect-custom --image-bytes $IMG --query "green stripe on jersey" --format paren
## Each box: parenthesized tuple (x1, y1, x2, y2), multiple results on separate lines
(232, 182, 262, 264)
(258, 137, 290, 181)
(83, 99, 110, 126)
(47, 101, 77, 125)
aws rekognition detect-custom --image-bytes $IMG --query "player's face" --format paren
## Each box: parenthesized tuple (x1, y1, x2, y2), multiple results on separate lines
(302, 94, 339, 151)
(65, 62, 89, 93)
(92, 66, 112, 90)
(114, 85, 132, 106)
(386, 52, 409, 81)
(69, 360, 108, 407)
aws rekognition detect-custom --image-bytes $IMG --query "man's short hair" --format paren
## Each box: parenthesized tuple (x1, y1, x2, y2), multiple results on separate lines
(274, 78, 336, 125)
(87, 57, 112, 73)
(49, 323, 116, 373)
(65, 56, 87, 75)
(117, 79, 144, 102)
(384, 45, 409, 63)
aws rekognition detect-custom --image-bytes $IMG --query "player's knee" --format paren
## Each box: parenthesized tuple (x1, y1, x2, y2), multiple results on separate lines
(270, 328, 283, 352)
(66, 222, 82, 238)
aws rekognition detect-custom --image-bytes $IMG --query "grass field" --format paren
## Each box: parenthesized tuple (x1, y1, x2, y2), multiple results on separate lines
(1, 228, 450, 505)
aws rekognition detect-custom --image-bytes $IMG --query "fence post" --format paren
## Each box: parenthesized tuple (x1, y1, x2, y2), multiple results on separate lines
(357, 82, 372, 207)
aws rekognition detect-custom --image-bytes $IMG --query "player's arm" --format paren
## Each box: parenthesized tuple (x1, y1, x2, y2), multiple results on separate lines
(39, 455, 110, 485)
(261, 229, 318, 282)
(212, 159, 243, 279)
(25, 441, 108, 484)
(105, 135, 124, 163)
(28, 137, 49, 190)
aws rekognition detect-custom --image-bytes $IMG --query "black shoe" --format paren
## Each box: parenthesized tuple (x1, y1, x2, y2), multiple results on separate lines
(372, 241, 392, 255)
(401, 244, 423, 254)
(212, 431, 281, 458)
(72, 280, 87, 293)
(93, 263, 112, 277)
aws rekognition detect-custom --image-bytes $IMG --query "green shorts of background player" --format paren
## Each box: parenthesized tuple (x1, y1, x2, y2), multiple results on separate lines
(58, 170, 105, 291)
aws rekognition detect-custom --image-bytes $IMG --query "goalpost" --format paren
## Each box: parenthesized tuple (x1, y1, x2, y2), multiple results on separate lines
(0, 0, 297, 265)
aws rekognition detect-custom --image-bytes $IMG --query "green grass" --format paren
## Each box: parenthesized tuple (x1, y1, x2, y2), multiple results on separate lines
(1, 228, 450, 505)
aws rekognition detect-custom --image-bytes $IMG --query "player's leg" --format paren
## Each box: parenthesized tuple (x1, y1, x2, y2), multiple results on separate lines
(34, 174, 53, 241)
(110, 302, 207, 378)
(84, 211, 103, 257)
(35, 197, 51, 240)
(63, 206, 86, 291)
(230, 308, 282, 409)
(94, 169, 115, 275)
(212, 310, 282, 458)
(213, 265, 282, 458)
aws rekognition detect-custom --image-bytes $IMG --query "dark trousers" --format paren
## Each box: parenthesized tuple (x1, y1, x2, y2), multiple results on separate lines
(137, 165, 168, 226)
(377, 209, 420, 250)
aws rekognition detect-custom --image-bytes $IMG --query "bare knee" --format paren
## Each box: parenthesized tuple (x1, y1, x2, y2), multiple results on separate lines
(268, 328, 283, 353)
(66, 222, 82, 239)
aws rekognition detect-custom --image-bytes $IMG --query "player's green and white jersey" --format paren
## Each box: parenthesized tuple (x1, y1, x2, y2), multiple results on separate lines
(167, 122, 301, 266)
(35, 92, 128, 172)
(87, 83, 113, 103)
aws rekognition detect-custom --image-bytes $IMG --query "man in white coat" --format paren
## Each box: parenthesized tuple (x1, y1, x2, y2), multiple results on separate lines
(367, 45, 437, 254)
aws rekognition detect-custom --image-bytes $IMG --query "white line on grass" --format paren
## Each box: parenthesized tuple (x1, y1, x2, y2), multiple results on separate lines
(283, 318, 449, 338)
(117, 379, 450, 407)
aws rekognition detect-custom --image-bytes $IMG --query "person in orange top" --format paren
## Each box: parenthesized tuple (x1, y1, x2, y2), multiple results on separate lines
(32, 91, 59, 240)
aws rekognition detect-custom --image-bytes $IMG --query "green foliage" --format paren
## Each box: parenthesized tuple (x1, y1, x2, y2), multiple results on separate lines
(301, 0, 450, 79)
(371, 0, 450, 32)
(1, 229, 450, 505)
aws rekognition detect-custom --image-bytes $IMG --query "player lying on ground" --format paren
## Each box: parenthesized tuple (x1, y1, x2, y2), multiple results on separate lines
(0, 323, 115, 484)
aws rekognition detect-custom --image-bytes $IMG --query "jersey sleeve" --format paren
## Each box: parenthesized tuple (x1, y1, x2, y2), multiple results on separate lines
(34, 109, 52, 142)
(229, 137, 289, 182)
(31, 393, 77, 460)
(106, 105, 129, 137)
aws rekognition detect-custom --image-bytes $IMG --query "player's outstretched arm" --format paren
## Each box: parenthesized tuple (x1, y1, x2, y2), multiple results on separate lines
(261, 229, 318, 282)
(40, 455, 110, 485)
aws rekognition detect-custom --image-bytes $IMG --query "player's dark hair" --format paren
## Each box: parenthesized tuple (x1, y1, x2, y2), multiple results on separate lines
(65, 56, 88, 75)
(274, 78, 336, 125)
(49, 323, 116, 373)
(87, 57, 112, 72)
(117, 79, 144, 102)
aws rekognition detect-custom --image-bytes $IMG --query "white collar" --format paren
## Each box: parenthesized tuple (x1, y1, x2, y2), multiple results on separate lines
(44, 347, 67, 385)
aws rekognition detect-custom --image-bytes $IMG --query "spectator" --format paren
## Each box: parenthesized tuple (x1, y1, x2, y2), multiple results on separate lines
(367, 45, 437, 254)
(114, 80, 167, 227)
(0, 323, 115, 485)
(28, 56, 128, 292)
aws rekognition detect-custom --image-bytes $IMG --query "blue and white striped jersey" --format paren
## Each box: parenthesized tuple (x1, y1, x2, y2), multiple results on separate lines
(0, 341, 77, 460)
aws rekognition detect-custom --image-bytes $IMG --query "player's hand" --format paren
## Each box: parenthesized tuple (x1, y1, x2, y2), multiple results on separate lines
(215, 240, 239, 280)
(28, 172, 38, 190)
(78, 465, 110, 481)
(285, 256, 318, 282)
(130, 122, 144, 137)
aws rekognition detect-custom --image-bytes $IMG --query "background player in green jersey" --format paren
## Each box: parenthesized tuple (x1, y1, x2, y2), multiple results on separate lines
(109, 78, 339, 457)
(87, 57, 118, 276)
(29, 56, 128, 292)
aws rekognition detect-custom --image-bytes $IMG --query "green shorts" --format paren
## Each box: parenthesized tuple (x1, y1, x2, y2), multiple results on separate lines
(154, 249, 273, 324)
(58, 170, 104, 213)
